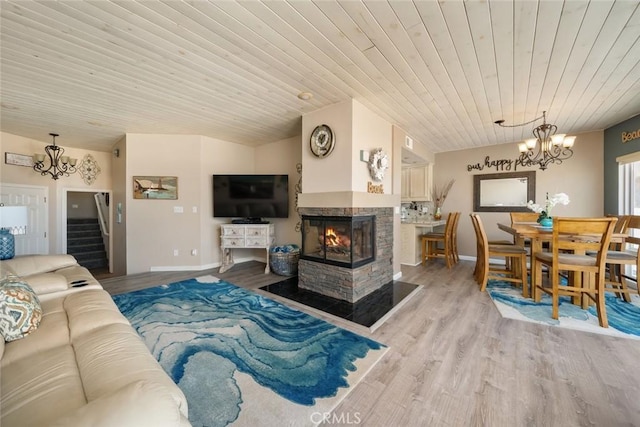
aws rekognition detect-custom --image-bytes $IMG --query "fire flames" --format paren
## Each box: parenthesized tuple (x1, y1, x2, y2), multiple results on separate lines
(324, 227, 350, 248)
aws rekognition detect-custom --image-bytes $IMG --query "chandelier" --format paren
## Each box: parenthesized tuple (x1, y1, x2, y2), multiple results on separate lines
(494, 111, 576, 170)
(33, 133, 78, 180)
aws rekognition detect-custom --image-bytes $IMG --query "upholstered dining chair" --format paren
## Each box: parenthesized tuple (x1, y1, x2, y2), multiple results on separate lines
(470, 213, 528, 296)
(421, 212, 459, 269)
(532, 217, 618, 328)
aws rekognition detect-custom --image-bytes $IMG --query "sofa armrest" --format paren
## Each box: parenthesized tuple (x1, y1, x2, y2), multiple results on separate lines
(47, 380, 188, 427)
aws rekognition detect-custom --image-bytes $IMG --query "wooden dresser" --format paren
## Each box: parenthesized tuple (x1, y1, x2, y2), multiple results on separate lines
(219, 223, 275, 273)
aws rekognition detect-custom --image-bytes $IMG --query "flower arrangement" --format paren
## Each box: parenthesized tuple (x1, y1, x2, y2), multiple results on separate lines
(432, 179, 455, 209)
(527, 192, 570, 223)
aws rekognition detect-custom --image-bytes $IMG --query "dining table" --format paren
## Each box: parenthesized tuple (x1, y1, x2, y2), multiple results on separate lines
(496, 221, 627, 305)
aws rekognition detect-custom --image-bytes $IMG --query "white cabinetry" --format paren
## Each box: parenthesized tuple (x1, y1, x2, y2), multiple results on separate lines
(400, 221, 447, 265)
(401, 164, 433, 202)
(219, 223, 275, 273)
(400, 224, 418, 265)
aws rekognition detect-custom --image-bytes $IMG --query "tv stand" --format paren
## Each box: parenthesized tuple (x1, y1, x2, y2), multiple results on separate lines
(219, 223, 275, 274)
(231, 218, 270, 224)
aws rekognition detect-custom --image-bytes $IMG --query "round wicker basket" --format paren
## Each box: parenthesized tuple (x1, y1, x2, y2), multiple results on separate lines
(269, 247, 300, 276)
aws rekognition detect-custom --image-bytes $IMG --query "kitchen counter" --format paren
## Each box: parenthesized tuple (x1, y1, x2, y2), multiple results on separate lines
(400, 220, 447, 265)
(401, 219, 447, 226)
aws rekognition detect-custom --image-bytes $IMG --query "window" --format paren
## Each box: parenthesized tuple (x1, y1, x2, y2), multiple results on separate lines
(617, 152, 640, 281)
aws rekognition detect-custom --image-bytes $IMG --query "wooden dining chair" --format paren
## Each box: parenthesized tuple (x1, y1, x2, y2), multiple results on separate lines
(589, 214, 638, 301)
(532, 217, 617, 328)
(421, 212, 459, 269)
(470, 213, 528, 295)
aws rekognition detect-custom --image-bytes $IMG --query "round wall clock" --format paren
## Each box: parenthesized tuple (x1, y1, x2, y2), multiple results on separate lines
(309, 124, 335, 158)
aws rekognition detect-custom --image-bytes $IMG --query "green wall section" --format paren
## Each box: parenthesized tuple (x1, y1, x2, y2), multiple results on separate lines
(604, 114, 640, 214)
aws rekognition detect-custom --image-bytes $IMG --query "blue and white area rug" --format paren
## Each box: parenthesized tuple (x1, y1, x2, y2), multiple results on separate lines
(113, 275, 387, 427)
(487, 279, 640, 340)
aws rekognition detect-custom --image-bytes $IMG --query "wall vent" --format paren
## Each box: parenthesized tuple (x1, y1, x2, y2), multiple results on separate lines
(405, 136, 414, 149)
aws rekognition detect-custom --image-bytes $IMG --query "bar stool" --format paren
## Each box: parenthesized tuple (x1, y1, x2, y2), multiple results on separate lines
(421, 212, 459, 269)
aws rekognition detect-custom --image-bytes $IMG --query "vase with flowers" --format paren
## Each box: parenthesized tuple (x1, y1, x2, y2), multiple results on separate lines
(431, 179, 455, 220)
(526, 192, 570, 227)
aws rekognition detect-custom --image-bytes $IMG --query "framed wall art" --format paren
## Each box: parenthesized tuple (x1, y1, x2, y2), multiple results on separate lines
(5, 152, 34, 167)
(133, 176, 178, 200)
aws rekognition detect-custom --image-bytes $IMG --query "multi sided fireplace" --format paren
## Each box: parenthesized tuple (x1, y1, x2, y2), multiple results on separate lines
(301, 215, 375, 269)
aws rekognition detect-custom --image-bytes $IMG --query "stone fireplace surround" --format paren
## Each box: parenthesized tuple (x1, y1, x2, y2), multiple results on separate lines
(298, 206, 393, 303)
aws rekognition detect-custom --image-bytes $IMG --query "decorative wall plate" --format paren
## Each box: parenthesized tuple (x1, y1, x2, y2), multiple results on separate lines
(309, 124, 335, 158)
(368, 148, 389, 181)
(78, 154, 101, 185)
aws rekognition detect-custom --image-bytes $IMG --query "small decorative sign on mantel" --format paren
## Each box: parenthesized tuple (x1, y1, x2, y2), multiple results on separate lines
(4, 152, 34, 167)
(367, 181, 384, 194)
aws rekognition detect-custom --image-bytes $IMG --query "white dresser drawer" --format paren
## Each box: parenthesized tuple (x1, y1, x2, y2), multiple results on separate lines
(222, 227, 245, 237)
(220, 224, 274, 249)
(222, 238, 245, 247)
(246, 227, 268, 237)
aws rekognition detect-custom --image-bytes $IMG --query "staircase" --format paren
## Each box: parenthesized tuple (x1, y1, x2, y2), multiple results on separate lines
(67, 218, 108, 270)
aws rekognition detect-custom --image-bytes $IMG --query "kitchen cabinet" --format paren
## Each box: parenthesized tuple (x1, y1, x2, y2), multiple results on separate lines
(400, 220, 446, 265)
(401, 164, 433, 202)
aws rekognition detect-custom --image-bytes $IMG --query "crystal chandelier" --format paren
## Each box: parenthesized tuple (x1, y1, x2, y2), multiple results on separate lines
(33, 133, 78, 179)
(495, 111, 576, 171)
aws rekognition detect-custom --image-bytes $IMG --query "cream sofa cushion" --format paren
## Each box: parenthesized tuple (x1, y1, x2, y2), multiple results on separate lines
(2, 345, 87, 427)
(48, 380, 184, 427)
(1, 298, 69, 366)
(17, 272, 68, 295)
(73, 322, 188, 418)
(63, 289, 131, 339)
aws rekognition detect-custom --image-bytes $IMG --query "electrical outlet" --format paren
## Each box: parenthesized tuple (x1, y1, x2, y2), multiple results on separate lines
(173, 249, 179, 256)
(191, 249, 197, 256)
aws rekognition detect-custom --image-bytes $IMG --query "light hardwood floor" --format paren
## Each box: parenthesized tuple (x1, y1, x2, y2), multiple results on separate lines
(100, 260, 640, 426)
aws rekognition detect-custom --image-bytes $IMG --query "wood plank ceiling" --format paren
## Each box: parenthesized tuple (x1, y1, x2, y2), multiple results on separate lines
(1, 0, 639, 153)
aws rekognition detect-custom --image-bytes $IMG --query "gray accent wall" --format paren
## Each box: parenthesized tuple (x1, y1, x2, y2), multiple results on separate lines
(604, 114, 640, 214)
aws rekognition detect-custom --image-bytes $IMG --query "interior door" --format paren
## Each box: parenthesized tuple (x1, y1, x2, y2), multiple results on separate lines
(0, 183, 48, 255)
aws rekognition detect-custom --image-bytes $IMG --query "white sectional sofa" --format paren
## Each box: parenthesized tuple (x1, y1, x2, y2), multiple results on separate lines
(0, 255, 190, 427)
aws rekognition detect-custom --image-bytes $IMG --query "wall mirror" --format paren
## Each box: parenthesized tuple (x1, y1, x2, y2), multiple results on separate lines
(473, 171, 536, 212)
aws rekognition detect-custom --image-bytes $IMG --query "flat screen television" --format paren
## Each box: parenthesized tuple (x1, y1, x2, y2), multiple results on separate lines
(212, 174, 289, 220)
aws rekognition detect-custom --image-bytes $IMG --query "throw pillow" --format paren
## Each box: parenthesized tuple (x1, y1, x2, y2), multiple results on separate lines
(0, 275, 43, 341)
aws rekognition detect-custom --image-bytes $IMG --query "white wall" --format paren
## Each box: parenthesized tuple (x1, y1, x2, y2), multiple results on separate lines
(125, 134, 203, 273)
(120, 133, 302, 274)
(301, 101, 353, 193)
(254, 136, 303, 247)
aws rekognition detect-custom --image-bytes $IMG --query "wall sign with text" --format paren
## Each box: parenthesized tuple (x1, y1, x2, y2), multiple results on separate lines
(467, 155, 528, 172)
(622, 129, 640, 143)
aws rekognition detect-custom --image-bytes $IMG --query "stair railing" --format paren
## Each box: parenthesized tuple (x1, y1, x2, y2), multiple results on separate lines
(94, 193, 109, 236)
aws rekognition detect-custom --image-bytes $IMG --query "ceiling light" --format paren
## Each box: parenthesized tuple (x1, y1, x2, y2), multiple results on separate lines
(297, 92, 313, 100)
(494, 111, 575, 171)
(33, 133, 78, 180)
